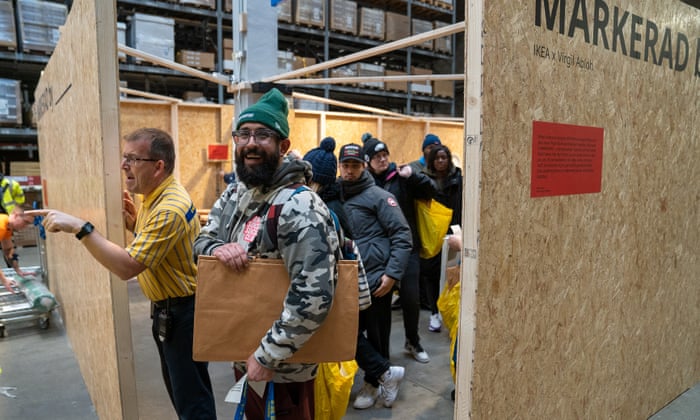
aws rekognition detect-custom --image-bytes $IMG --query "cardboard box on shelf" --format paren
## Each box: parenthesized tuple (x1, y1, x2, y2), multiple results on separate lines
(278, 0, 293, 23)
(330, 65, 357, 85)
(330, 0, 356, 34)
(278, 50, 294, 74)
(292, 55, 318, 77)
(384, 69, 408, 93)
(412, 19, 434, 50)
(433, 21, 452, 53)
(385, 12, 410, 42)
(16, 0, 67, 54)
(356, 62, 384, 89)
(0, 78, 22, 126)
(179, 0, 215, 8)
(410, 66, 433, 95)
(433, 80, 454, 98)
(9, 161, 40, 176)
(0, 1, 16, 50)
(358, 7, 384, 40)
(223, 38, 233, 60)
(176, 50, 215, 70)
(295, 0, 324, 28)
(117, 22, 126, 61)
(128, 13, 175, 63)
(183, 91, 205, 101)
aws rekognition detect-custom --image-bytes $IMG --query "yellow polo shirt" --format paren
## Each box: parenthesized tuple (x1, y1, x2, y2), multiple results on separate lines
(126, 175, 199, 302)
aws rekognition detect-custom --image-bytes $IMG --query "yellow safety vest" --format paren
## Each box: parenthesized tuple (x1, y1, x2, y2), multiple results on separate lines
(1, 178, 25, 214)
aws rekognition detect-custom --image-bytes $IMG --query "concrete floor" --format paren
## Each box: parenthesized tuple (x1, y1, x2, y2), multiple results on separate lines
(0, 246, 456, 419)
(1, 246, 699, 419)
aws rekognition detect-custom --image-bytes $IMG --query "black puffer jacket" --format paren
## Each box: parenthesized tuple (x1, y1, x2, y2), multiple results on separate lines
(340, 170, 412, 291)
(370, 162, 436, 250)
(430, 166, 462, 229)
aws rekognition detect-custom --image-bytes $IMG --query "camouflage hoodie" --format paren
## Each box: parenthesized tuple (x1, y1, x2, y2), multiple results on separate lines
(194, 157, 340, 382)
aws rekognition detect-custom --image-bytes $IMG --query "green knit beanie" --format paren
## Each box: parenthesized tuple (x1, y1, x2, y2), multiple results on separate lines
(235, 88, 290, 138)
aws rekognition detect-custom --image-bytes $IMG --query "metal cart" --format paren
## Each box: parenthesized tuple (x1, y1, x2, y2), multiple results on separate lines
(0, 218, 56, 338)
(0, 271, 52, 337)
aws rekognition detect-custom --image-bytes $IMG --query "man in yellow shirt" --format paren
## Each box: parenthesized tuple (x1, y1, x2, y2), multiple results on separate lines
(40, 128, 216, 419)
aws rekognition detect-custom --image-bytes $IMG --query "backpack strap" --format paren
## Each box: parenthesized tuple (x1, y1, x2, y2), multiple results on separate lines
(252, 183, 308, 253)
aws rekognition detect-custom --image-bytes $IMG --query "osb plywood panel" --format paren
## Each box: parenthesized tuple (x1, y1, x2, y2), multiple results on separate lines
(178, 104, 234, 209)
(288, 111, 320, 154)
(472, 1, 700, 419)
(325, 114, 377, 148)
(120, 101, 172, 133)
(33, 1, 127, 419)
(120, 101, 234, 209)
(383, 120, 433, 165)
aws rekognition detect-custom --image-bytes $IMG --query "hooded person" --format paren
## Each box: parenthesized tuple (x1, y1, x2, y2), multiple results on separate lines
(194, 88, 340, 419)
(361, 135, 436, 364)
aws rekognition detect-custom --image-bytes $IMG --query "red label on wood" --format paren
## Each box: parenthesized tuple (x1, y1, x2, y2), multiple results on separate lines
(531, 121, 604, 197)
(207, 144, 230, 161)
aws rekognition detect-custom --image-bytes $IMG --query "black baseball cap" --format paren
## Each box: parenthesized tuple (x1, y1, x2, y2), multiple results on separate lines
(339, 143, 364, 163)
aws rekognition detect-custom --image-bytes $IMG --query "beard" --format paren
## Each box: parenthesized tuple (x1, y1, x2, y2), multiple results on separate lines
(235, 144, 281, 187)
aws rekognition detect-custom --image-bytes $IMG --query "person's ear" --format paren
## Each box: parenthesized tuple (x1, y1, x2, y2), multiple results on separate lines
(279, 138, 291, 155)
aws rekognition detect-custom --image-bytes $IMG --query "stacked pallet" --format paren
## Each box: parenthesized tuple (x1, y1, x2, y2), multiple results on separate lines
(0, 1, 16, 51)
(0, 78, 22, 126)
(16, 0, 67, 54)
(127, 13, 175, 63)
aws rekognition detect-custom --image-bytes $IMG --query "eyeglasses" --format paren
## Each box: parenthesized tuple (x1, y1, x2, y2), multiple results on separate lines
(232, 128, 279, 145)
(122, 155, 158, 166)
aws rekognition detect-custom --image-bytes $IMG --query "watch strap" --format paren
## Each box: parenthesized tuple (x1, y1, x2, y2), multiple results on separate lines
(75, 222, 95, 240)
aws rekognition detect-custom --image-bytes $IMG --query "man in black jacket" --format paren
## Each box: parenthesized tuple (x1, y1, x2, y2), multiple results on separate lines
(362, 135, 436, 363)
(339, 143, 412, 410)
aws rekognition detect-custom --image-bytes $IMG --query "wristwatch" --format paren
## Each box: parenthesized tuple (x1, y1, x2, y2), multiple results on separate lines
(75, 222, 95, 240)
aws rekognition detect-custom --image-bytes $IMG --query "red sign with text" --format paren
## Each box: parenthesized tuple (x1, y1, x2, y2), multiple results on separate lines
(531, 121, 604, 197)
(207, 144, 230, 162)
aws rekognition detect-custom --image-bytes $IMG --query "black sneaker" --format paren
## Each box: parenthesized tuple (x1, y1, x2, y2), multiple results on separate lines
(404, 342, 430, 363)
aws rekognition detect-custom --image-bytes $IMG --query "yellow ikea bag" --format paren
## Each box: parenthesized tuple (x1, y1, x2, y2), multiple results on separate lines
(415, 199, 453, 259)
(314, 360, 358, 420)
(437, 268, 461, 382)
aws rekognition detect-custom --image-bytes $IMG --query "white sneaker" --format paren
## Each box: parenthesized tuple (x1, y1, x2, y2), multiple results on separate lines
(429, 313, 442, 332)
(379, 366, 405, 407)
(405, 342, 430, 363)
(353, 382, 379, 409)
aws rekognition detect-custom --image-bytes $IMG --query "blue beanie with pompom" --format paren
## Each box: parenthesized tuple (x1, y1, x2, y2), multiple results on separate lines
(303, 137, 338, 187)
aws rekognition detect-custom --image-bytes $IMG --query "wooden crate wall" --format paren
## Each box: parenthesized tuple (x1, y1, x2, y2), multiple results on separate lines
(33, 1, 131, 418)
(464, 1, 700, 418)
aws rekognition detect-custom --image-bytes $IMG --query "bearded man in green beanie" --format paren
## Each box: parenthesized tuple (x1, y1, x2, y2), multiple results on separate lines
(194, 88, 340, 419)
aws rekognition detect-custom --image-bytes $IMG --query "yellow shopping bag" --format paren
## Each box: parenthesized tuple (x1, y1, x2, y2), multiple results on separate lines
(314, 360, 358, 420)
(415, 199, 453, 259)
(438, 270, 461, 382)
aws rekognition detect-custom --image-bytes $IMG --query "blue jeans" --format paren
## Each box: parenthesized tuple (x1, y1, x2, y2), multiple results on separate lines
(151, 297, 216, 419)
(355, 292, 392, 387)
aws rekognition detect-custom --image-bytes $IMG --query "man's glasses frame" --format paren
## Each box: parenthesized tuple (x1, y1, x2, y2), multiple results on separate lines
(232, 128, 279, 146)
(122, 155, 158, 166)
